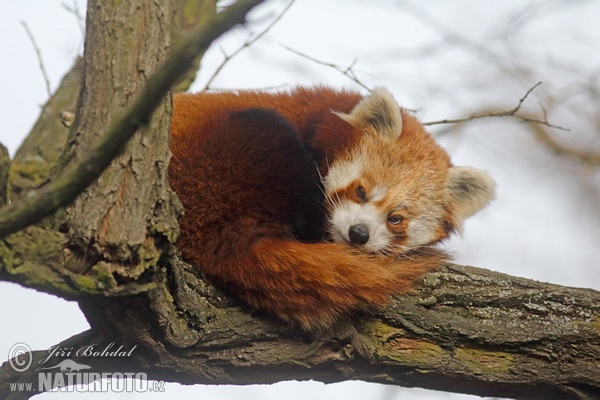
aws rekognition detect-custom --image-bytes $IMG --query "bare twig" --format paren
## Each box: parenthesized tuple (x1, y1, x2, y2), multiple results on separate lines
(0, 0, 264, 238)
(423, 82, 570, 131)
(21, 21, 52, 100)
(280, 44, 371, 91)
(62, 1, 86, 37)
(202, 0, 295, 91)
(527, 122, 600, 166)
(395, 2, 520, 79)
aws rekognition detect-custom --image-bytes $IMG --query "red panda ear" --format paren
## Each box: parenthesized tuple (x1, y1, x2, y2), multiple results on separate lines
(447, 166, 497, 229)
(335, 87, 403, 140)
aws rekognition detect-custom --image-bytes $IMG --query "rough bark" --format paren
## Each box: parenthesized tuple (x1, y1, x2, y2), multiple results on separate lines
(0, 0, 258, 238)
(0, 144, 9, 206)
(61, 0, 183, 269)
(1, 255, 598, 399)
(0, 1, 599, 400)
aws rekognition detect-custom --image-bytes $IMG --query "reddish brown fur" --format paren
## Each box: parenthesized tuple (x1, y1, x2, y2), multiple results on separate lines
(169, 87, 445, 330)
(172, 87, 363, 175)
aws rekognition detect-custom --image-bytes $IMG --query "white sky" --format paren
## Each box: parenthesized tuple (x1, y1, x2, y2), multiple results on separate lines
(1, 1, 599, 399)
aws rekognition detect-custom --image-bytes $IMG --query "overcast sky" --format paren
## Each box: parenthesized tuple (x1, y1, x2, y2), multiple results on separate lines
(1, 1, 599, 399)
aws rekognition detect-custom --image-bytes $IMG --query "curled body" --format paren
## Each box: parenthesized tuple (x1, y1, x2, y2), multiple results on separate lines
(169, 86, 496, 330)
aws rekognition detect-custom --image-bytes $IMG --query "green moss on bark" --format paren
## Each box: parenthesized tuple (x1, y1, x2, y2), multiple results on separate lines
(454, 348, 513, 375)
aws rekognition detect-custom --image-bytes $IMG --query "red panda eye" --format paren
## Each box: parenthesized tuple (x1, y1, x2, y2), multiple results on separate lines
(355, 185, 367, 202)
(387, 215, 403, 225)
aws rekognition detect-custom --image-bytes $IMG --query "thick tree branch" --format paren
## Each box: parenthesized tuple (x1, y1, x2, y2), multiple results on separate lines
(0, 0, 264, 239)
(0, 227, 156, 300)
(1, 260, 598, 399)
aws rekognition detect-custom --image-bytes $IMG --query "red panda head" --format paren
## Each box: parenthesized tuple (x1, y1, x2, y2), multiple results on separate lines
(323, 88, 496, 253)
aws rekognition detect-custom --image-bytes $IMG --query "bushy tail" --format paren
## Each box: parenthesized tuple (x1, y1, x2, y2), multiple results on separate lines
(216, 238, 445, 330)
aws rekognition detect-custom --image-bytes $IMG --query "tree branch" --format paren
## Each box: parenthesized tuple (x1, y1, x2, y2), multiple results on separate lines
(280, 44, 371, 91)
(0, 226, 157, 300)
(423, 82, 569, 131)
(526, 118, 600, 167)
(8, 58, 83, 203)
(202, 0, 296, 91)
(60, 1, 85, 37)
(0, 0, 264, 239)
(21, 21, 52, 100)
(1, 261, 598, 399)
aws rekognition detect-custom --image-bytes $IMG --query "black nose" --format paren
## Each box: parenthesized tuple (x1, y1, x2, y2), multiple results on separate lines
(348, 224, 370, 245)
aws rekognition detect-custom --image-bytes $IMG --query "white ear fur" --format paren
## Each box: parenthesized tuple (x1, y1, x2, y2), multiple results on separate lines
(335, 87, 403, 140)
(447, 166, 496, 229)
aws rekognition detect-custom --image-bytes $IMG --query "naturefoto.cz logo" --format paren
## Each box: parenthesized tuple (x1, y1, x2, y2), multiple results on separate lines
(7, 342, 165, 393)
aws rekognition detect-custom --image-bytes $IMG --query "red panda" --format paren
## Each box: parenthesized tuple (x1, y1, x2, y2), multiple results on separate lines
(169, 86, 496, 330)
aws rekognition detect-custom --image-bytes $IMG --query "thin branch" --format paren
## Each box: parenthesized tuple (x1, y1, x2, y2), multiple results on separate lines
(423, 82, 570, 131)
(395, 2, 518, 79)
(527, 118, 600, 167)
(61, 1, 85, 36)
(281, 44, 371, 91)
(202, 0, 295, 91)
(21, 21, 52, 100)
(0, 0, 264, 239)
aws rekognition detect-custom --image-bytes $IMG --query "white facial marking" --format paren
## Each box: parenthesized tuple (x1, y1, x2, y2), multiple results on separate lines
(324, 158, 361, 194)
(370, 185, 387, 202)
(405, 217, 437, 248)
(329, 200, 392, 253)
